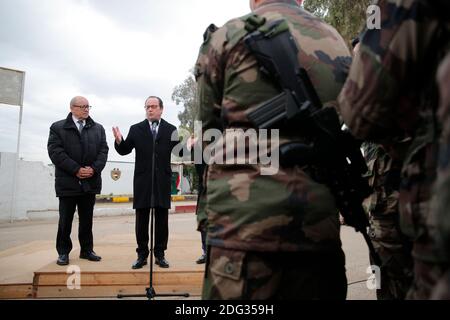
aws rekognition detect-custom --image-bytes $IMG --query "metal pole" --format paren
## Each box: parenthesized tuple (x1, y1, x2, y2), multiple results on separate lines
(9, 107, 23, 223)
(10, 72, 25, 223)
(178, 164, 183, 195)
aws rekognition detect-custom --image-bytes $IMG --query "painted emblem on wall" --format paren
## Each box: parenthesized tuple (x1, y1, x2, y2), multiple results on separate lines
(111, 168, 121, 181)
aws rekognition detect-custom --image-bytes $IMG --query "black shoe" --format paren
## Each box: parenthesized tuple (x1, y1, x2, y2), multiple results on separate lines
(57, 254, 69, 266)
(155, 257, 170, 268)
(80, 251, 102, 262)
(132, 257, 148, 269)
(196, 254, 206, 264)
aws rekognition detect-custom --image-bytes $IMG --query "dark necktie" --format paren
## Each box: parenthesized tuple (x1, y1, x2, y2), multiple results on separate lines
(77, 120, 84, 133)
(151, 121, 158, 136)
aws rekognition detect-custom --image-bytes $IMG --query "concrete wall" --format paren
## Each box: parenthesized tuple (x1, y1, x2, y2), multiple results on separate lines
(101, 161, 191, 195)
(0, 153, 16, 220)
(101, 161, 135, 196)
(0, 152, 58, 221)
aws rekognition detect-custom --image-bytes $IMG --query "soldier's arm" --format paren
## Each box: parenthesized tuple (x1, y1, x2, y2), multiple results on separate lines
(338, 0, 441, 142)
(193, 24, 223, 230)
(195, 25, 225, 133)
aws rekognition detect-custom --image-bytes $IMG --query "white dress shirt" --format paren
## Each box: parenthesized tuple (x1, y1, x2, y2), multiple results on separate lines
(72, 115, 85, 132)
(148, 119, 160, 135)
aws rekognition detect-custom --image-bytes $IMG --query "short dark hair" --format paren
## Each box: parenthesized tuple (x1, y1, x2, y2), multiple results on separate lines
(145, 96, 163, 109)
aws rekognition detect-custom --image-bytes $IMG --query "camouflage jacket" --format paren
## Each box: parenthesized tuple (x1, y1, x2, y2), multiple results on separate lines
(194, 0, 351, 252)
(338, 0, 450, 262)
(433, 53, 450, 262)
(363, 142, 401, 219)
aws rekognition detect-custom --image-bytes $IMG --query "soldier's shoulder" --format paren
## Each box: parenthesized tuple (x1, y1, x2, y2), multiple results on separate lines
(201, 23, 219, 45)
(196, 22, 227, 56)
(216, 16, 249, 47)
(195, 18, 245, 77)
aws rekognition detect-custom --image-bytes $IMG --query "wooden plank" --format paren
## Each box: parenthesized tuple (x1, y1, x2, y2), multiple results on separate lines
(35, 271, 203, 286)
(0, 284, 33, 299)
(34, 285, 202, 299)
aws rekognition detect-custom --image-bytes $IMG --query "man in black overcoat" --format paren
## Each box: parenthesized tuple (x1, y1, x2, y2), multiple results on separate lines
(113, 96, 182, 269)
(48, 96, 108, 266)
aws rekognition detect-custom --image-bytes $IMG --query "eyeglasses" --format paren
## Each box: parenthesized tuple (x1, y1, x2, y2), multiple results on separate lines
(145, 105, 160, 110)
(73, 105, 92, 110)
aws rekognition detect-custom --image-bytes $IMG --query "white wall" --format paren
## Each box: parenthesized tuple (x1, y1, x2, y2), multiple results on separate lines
(0, 153, 15, 220)
(0, 152, 58, 221)
(101, 161, 191, 195)
(0, 152, 191, 221)
(101, 161, 135, 196)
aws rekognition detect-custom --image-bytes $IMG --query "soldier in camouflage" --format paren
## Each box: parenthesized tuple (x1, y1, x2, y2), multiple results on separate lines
(362, 142, 413, 300)
(338, 0, 450, 299)
(431, 53, 450, 299)
(354, 33, 413, 299)
(195, 0, 351, 299)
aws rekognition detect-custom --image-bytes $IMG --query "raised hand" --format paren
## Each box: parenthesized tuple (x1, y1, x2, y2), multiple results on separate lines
(112, 126, 123, 144)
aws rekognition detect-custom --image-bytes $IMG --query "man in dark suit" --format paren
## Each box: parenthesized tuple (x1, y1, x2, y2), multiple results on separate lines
(113, 96, 181, 269)
(47, 96, 108, 266)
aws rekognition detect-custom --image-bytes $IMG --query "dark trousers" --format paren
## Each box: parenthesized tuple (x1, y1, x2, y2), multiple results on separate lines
(56, 194, 96, 255)
(135, 207, 169, 258)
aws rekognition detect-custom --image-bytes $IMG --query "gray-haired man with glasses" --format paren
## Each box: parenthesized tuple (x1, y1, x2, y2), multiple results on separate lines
(47, 96, 109, 266)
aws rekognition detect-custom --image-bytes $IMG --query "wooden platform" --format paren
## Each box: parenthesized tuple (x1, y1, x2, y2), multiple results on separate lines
(33, 240, 205, 299)
(0, 218, 206, 299)
(32, 270, 203, 299)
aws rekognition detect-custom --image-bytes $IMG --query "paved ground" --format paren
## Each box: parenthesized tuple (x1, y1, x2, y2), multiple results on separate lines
(0, 203, 376, 300)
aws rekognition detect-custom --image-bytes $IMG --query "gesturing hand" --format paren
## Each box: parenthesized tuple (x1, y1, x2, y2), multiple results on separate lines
(112, 127, 123, 144)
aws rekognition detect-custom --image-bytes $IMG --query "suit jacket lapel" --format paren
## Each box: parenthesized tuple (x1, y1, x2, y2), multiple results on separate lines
(138, 120, 152, 142)
(156, 119, 166, 142)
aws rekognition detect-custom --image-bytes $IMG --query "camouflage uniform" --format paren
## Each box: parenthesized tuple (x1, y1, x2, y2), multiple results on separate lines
(431, 53, 450, 299)
(195, 0, 351, 300)
(363, 142, 413, 300)
(338, 0, 450, 299)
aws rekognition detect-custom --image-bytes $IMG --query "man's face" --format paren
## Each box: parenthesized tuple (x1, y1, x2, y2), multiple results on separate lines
(145, 97, 163, 121)
(70, 97, 90, 120)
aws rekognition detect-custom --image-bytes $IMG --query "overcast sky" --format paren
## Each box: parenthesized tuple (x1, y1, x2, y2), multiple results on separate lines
(0, 0, 250, 163)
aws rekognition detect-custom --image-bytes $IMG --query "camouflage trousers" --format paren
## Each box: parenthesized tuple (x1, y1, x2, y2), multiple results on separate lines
(431, 270, 450, 300)
(406, 257, 447, 300)
(202, 246, 347, 300)
(369, 217, 414, 300)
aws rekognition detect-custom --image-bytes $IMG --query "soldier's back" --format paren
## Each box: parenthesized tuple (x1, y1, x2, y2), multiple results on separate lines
(195, 0, 350, 300)
(338, 0, 450, 299)
(196, 0, 351, 253)
(431, 53, 450, 299)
